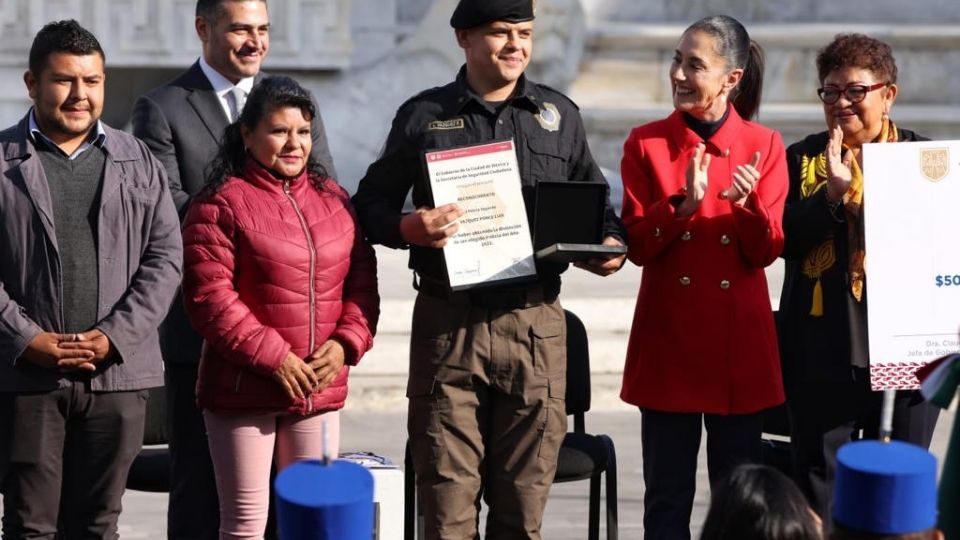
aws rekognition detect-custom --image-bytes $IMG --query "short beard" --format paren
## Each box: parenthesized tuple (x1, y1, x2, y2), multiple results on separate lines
(37, 111, 96, 140)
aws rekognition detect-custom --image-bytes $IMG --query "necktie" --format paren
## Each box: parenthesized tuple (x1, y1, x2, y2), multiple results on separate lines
(227, 87, 245, 122)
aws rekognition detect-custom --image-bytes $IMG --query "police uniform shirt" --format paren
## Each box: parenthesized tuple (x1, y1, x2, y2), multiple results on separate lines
(353, 66, 624, 285)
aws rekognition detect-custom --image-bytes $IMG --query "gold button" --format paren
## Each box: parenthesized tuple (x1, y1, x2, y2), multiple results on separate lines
(681, 231, 692, 241)
(653, 227, 661, 238)
(720, 234, 731, 245)
(680, 276, 691, 286)
(720, 279, 731, 290)
(723, 149, 731, 157)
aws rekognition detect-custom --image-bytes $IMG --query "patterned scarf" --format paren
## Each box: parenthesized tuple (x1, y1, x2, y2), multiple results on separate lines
(799, 118, 898, 316)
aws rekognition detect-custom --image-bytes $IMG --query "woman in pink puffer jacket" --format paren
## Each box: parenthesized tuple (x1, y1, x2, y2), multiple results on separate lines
(181, 76, 379, 539)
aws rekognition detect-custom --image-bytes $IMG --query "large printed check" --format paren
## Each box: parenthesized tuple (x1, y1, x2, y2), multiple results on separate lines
(424, 140, 536, 290)
(863, 140, 960, 390)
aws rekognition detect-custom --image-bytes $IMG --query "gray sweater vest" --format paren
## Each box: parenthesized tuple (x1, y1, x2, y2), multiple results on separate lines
(37, 140, 106, 334)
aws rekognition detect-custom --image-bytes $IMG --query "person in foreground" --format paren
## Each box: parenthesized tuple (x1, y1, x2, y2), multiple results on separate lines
(0, 20, 182, 538)
(131, 2, 337, 535)
(181, 76, 379, 539)
(618, 14, 788, 539)
(830, 440, 943, 540)
(778, 33, 940, 522)
(352, 0, 625, 537)
(699, 463, 823, 540)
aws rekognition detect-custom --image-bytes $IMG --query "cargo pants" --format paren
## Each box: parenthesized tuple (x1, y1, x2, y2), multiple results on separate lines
(407, 290, 568, 540)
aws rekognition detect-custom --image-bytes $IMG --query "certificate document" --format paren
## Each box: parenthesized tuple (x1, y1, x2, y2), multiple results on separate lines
(425, 140, 536, 290)
(863, 140, 960, 390)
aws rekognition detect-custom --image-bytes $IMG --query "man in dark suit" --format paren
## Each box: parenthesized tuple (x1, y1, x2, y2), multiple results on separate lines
(130, 1, 335, 538)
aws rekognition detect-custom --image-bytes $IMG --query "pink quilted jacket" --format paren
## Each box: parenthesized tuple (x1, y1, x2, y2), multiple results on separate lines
(182, 160, 379, 415)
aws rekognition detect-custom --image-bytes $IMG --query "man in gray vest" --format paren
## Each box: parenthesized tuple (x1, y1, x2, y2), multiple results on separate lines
(131, 1, 335, 537)
(0, 20, 182, 538)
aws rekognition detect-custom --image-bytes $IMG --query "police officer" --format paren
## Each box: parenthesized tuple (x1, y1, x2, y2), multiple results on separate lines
(352, 1, 625, 538)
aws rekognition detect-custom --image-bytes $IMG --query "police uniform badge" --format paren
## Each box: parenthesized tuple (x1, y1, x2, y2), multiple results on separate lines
(535, 103, 561, 132)
(920, 147, 949, 182)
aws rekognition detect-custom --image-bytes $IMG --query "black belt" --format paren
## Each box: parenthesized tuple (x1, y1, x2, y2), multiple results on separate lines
(414, 274, 560, 310)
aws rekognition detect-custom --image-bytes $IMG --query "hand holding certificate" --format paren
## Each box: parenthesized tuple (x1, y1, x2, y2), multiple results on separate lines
(399, 204, 464, 248)
(424, 140, 536, 290)
(863, 140, 960, 389)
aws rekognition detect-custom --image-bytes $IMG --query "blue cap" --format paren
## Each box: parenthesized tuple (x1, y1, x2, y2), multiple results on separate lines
(275, 460, 374, 540)
(833, 440, 938, 534)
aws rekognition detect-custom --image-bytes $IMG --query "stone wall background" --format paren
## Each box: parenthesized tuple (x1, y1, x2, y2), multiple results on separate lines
(0, 0, 957, 193)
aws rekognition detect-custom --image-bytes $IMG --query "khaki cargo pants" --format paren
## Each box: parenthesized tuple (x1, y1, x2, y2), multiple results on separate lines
(407, 291, 568, 540)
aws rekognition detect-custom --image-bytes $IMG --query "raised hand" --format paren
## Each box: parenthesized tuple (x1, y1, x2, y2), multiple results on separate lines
(724, 151, 762, 205)
(399, 203, 465, 248)
(825, 124, 853, 202)
(678, 143, 711, 217)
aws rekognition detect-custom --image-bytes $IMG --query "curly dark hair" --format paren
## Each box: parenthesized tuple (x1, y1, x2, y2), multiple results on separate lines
(816, 33, 897, 85)
(204, 76, 330, 193)
(29, 20, 104, 75)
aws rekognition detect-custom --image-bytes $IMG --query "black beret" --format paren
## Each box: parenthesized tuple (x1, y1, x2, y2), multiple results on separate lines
(450, 0, 535, 29)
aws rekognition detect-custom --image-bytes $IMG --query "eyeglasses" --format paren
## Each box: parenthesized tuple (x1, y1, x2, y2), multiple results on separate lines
(817, 82, 889, 105)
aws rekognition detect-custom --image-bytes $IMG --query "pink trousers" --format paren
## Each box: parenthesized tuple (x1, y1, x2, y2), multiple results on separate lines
(203, 409, 341, 540)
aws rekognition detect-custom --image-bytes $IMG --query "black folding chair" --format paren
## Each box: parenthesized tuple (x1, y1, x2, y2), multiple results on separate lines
(762, 310, 793, 477)
(125, 386, 171, 492)
(553, 309, 618, 540)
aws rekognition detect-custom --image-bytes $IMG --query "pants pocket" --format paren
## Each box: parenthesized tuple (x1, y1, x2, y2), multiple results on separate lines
(530, 316, 566, 382)
(537, 379, 568, 464)
(407, 377, 448, 468)
(407, 336, 451, 395)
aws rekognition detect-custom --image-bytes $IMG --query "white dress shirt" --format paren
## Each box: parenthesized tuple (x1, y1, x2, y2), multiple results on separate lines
(198, 56, 255, 122)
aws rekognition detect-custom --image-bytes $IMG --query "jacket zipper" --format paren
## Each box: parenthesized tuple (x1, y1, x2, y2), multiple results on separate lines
(283, 180, 316, 414)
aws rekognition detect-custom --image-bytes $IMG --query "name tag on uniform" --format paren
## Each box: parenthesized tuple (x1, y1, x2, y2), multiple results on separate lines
(427, 118, 465, 131)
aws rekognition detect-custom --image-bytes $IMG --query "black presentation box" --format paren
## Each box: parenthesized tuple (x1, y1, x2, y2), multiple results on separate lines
(532, 181, 626, 263)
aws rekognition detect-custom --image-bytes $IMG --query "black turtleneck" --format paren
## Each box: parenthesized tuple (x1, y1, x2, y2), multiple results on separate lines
(683, 107, 731, 142)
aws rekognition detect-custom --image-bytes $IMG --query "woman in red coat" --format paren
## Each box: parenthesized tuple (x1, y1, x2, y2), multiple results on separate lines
(181, 76, 379, 538)
(619, 16, 787, 538)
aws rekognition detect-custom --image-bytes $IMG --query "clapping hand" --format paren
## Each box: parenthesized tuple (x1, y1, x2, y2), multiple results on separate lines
(677, 143, 711, 217)
(723, 151, 762, 205)
(825, 124, 853, 202)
